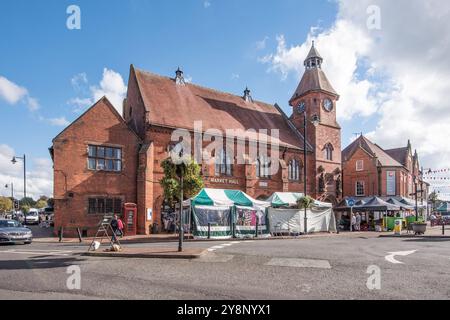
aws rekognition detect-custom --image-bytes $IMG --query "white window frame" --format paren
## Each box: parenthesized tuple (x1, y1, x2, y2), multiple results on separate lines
(356, 160, 364, 171)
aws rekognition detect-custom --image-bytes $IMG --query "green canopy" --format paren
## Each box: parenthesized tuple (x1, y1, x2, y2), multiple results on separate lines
(437, 202, 450, 213)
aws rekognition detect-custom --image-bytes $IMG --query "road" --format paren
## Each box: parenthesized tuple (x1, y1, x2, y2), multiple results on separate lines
(0, 234, 449, 300)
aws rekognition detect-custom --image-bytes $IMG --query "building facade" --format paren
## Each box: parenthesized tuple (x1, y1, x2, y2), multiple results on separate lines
(51, 44, 342, 236)
(342, 135, 428, 200)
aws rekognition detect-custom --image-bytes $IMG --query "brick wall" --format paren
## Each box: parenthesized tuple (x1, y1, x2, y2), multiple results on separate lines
(52, 98, 140, 237)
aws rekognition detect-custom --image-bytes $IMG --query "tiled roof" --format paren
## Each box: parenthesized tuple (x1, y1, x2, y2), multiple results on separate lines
(385, 147, 408, 166)
(342, 135, 404, 167)
(133, 66, 307, 150)
(289, 68, 338, 103)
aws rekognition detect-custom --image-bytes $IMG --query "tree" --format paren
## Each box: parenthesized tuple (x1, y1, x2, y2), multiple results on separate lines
(47, 198, 55, 208)
(0, 197, 13, 213)
(160, 157, 204, 207)
(21, 197, 36, 207)
(36, 199, 48, 209)
(39, 195, 49, 202)
(428, 191, 440, 212)
(297, 196, 315, 210)
(21, 205, 30, 214)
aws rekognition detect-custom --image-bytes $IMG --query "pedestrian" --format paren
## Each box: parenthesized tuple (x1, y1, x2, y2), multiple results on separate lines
(351, 213, 356, 232)
(355, 213, 361, 231)
(111, 214, 119, 242)
(117, 216, 124, 238)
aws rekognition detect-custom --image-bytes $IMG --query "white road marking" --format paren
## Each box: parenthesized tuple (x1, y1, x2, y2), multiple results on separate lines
(210, 245, 225, 249)
(266, 258, 332, 269)
(0, 249, 72, 256)
(198, 254, 235, 263)
(385, 250, 417, 264)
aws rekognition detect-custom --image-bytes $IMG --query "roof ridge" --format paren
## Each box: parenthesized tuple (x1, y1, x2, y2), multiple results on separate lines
(134, 66, 275, 109)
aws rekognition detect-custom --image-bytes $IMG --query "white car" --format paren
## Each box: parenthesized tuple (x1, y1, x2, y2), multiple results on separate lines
(25, 211, 39, 225)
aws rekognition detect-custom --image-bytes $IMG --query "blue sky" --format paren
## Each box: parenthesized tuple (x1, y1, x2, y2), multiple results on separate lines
(1, 0, 449, 198)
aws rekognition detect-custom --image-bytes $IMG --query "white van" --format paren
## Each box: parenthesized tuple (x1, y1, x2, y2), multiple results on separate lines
(25, 209, 40, 225)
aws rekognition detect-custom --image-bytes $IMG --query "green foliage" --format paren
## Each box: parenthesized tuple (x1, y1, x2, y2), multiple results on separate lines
(160, 157, 204, 206)
(36, 199, 48, 209)
(297, 196, 315, 209)
(47, 198, 55, 208)
(21, 205, 30, 214)
(20, 197, 36, 207)
(0, 197, 13, 213)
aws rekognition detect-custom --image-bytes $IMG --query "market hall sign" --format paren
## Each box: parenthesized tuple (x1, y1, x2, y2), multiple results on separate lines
(208, 177, 240, 185)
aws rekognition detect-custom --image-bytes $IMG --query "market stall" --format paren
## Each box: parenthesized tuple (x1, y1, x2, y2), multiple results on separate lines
(266, 192, 336, 235)
(186, 188, 270, 239)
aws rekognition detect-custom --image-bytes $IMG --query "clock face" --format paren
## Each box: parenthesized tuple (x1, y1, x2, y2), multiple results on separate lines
(297, 102, 306, 113)
(323, 99, 333, 112)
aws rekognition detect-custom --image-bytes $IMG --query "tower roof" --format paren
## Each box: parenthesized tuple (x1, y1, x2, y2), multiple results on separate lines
(289, 42, 338, 104)
(305, 41, 323, 62)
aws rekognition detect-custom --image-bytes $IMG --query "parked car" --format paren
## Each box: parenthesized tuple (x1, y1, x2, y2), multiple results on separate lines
(25, 210, 40, 225)
(0, 219, 33, 244)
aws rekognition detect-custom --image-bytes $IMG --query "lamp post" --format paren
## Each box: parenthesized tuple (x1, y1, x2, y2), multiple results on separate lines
(11, 154, 26, 202)
(174, 150, 187, 252)
(297, 102, 320, 234)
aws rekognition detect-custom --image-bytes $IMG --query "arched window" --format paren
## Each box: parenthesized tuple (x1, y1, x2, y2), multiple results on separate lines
(324, 143, 334, 161)
(256, 156, 271, 178)
(288, 159, 301, 181)
(215, 149, 232, 176)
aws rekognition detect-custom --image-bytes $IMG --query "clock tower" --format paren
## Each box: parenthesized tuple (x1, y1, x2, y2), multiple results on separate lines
(289, 42, 342, 203)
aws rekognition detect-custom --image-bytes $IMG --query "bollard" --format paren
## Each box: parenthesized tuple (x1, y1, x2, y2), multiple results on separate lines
(232, 222, 236, 239)
(77, 228, 83, 243)
(207, 223, 211, 239)
(255, 216, 259, 238)
(443, 223, 445, 236)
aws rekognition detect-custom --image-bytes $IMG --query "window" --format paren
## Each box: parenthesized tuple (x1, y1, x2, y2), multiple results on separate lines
(288, 159, 301, 181)
(88, 197, 123, 215)
(324, 143, 333, 161)
(256, 156, 271, 179)
(356, 181, 365, 196)
(88, 145, 122, 172)
(356, 160, 364, 171)
(215, 149, 233, 176)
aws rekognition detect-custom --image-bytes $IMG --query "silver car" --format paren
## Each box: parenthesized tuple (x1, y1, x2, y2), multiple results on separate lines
(0, 219, 33, 244)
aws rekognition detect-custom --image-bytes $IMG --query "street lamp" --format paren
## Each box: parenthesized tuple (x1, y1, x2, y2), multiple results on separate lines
(11, 154, 26, 202)
(297, 102, 320, 234)
(174, 149, 187, 252)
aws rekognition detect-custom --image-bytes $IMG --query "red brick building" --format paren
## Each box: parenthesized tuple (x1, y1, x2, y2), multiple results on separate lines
(342, 135, 428, 200)
(51, 43, 342, 235)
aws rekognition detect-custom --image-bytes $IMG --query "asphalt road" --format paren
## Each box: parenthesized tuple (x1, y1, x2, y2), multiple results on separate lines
(0, 235, 449, 300)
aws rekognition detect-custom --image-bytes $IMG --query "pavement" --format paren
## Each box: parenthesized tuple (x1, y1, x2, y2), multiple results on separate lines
(1, 233, 450, 300)
(84, 247, 207, 259)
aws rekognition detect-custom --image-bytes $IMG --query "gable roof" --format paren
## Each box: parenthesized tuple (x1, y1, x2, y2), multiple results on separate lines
(52, 96, 141, 143)
(132, 66, 308, 150)
(342, 135, 404, 167)
(385, 147, 409, 166)
(289, 68, 338, 104)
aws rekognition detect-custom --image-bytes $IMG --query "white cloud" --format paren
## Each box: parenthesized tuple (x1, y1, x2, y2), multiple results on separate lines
(204, 1, 211, 8)
(231, 73, 240, 80)
(68, 68, 127, 114)
(255, 36, 269, 51)
(71, 72, 88, 93)
(0, 76, 28, 104)
(0, 144, 52, 199)
(0, 76, 39, 111)
(260, 0, 450, 171)
(48, 117, 70, 127)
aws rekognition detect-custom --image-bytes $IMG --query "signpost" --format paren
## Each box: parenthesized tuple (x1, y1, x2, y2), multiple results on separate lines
(348, 198, 355, 232)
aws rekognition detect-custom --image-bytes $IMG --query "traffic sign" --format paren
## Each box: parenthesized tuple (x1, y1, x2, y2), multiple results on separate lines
(348, 198, 356, 207)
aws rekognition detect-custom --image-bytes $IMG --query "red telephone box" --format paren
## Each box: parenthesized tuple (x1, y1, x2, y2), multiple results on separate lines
(123, 203, 137, 236)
